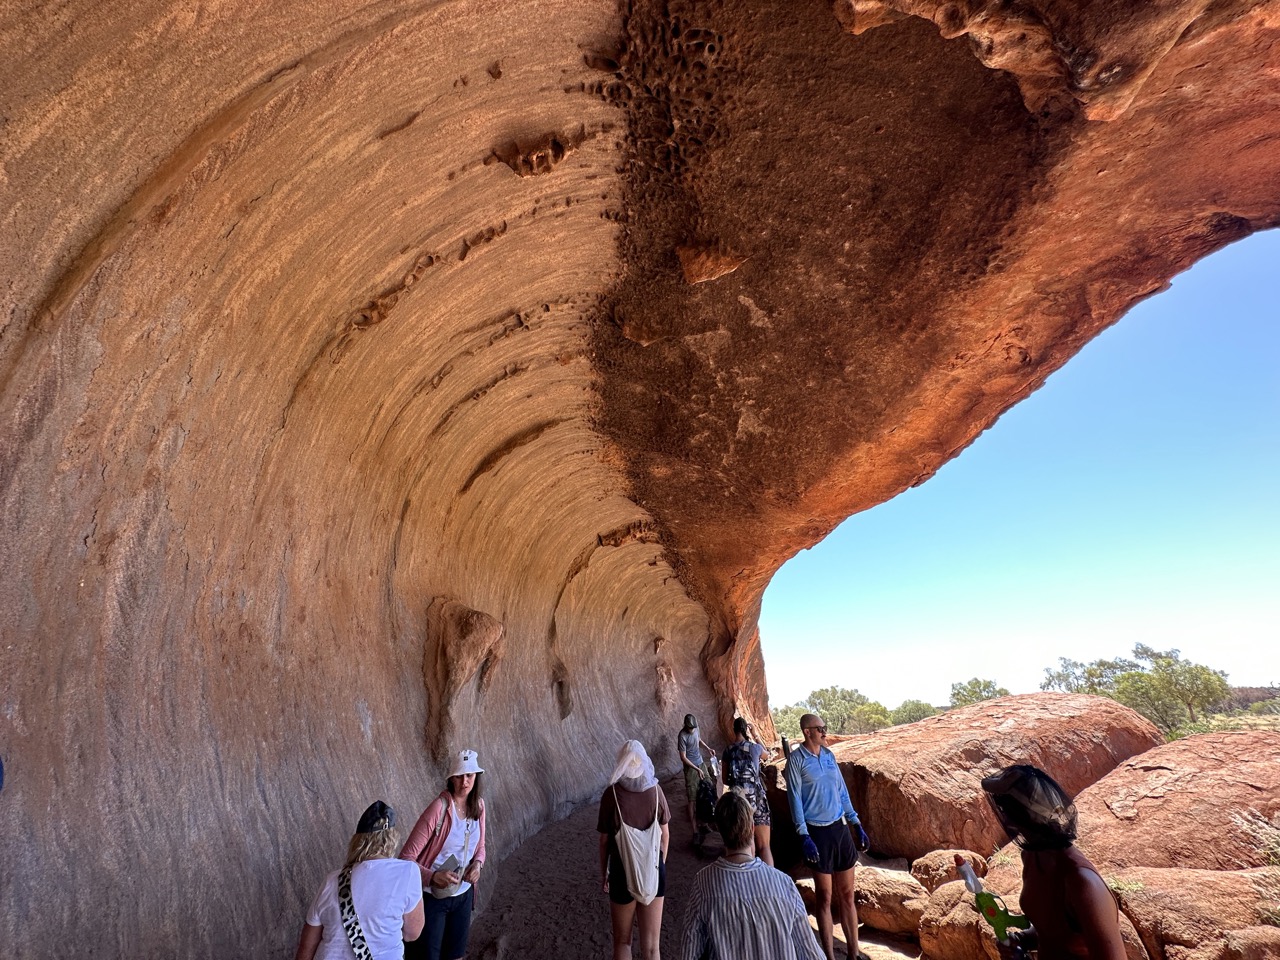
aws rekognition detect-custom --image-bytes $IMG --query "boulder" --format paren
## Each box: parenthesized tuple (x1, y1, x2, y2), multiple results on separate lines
(1222, 927, 1280, 960)
(1074, 731, 1280, 871)
(921, 878, 1149, 960)
(918, 880, 997, 960)
(855, 866, 930, 937)
(912, 849, 987, 894)
(1105, 866, 1280, 960)
(830, 693, 1162, 860)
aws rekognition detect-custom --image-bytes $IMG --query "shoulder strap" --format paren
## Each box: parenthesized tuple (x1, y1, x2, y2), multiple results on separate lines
(431, 793, 449, 841)
(338, 866, 374, 960)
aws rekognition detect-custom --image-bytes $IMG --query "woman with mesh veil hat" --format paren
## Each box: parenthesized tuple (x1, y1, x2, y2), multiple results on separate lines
(598, 739, 672, 960)
(981, 765, 1125, 960)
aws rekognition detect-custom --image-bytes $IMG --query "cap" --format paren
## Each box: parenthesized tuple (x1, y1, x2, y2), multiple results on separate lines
(355, 800, 395, 834)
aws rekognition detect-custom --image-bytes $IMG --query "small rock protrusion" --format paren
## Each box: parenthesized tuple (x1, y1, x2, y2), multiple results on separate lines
(492, 130, 586, 177)
(677, 244, 748, 284)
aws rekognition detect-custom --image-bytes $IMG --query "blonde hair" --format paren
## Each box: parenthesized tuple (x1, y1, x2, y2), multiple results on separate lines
(343, 827, 400, 869)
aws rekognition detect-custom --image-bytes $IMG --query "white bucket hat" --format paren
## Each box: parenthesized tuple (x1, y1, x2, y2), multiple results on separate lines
(450, 749, 484, 778)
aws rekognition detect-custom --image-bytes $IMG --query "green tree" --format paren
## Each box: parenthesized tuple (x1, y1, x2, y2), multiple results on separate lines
(1041, 655, 1140, 695)
(950, 678, 1011, 708)
(770, 686, 891, 737)
(890, 699, 937, 725)
(1113, 670, 1186, 734)
(804, 686, 871, 734)
(769, 704, 806, 741)
(1140, 652, 1229, 724)
(849, 702, 891, 733)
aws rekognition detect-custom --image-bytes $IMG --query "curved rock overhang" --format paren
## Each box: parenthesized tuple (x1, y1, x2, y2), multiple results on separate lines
(1, 0, 1277, 954)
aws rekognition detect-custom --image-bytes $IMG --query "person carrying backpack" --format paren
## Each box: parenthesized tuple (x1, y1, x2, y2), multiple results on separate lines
(721, 717, 774, 866)
(677, 714, 715, 842)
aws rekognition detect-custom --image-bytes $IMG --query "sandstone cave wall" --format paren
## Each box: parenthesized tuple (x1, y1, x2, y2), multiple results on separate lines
(4, 0, 1280, 957)
(0, 1, 720, 955)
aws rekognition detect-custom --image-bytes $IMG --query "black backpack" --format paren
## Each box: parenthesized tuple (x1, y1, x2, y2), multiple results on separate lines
(725, 742, 758, 790)
(695, 775, 716, 823)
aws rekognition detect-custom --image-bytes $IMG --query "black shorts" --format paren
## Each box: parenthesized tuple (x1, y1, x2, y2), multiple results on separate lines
(608, 854, 667, 905)
(808, 820, 857, 875)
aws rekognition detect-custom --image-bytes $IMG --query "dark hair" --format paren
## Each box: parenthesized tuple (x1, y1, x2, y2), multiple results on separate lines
(447, 772, 485, 821)
(981, 764, 1077, 850)
(715, 789, 755, 849)
(733, 717, 749, 738)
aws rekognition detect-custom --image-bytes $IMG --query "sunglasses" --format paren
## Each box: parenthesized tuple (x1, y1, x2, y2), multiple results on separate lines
(804, 725, 827, 734)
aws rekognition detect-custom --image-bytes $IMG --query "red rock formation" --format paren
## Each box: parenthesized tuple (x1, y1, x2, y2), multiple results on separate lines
(829, 694, 1161, 860)
(1075, 730, 1280, 871)
(2, 0, 1278, 953)
(855, 865, 931, 936)
(973, 731, 1280, 960)
(921, 878, 1150, 960)
(1107, 867, 1280, 960)
(912, 849, 987, 895)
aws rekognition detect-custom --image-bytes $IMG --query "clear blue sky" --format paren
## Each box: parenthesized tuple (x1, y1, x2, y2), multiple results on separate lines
(760, 229, 1280, 710)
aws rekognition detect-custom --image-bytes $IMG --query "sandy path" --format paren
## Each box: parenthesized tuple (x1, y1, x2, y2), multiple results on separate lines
(468, 775, 919, 959)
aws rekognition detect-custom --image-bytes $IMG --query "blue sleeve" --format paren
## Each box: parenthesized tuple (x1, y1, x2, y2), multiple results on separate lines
(784, 750, 808, 835)
(837, 765, 858, 824)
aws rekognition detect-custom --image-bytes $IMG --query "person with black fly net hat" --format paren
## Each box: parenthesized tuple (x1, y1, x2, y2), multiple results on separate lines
(981, 765, 1125, 960)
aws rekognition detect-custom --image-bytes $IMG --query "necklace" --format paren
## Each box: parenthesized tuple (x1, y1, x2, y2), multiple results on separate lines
(723, 852, 753, 863)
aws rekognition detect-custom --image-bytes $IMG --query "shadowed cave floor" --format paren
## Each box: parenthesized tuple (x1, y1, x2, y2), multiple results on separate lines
(468, 774, 919, 959)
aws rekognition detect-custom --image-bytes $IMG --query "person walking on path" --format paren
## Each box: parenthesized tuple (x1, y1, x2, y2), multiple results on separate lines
(784, 713, 870, 960)
(680, 790, 824, 960)
(982, 764, 1126, 960)
(721, 717, 774, 866)
(400, 750, 488, 960)
(677, 714, 714, 840)
(598, 740, 671, 960)
(295, 800, 424, 960)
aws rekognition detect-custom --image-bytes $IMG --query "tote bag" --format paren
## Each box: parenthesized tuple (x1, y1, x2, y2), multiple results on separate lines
(612, 785, 662, 905)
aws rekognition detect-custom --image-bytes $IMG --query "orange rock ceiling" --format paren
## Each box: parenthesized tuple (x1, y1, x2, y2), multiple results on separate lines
(2, 0, 1277, 953)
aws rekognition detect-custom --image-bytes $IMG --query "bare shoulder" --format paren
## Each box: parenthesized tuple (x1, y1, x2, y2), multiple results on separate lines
(1063, 853, 1119, 914)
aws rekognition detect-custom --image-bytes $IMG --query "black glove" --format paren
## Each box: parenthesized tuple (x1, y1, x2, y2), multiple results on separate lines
(852, 822, 870, 852)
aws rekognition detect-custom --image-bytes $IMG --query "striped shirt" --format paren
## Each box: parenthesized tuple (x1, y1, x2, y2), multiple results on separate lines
(679, 858, 825, 960)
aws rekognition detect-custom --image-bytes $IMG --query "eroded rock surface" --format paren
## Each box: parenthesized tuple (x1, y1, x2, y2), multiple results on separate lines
(3, 0, 1279, 955)
(829, 694, 1161, 859)
(912, 849, 987, 895)
(856, 866, 931, 937)
(1075, 730, 1280, 871)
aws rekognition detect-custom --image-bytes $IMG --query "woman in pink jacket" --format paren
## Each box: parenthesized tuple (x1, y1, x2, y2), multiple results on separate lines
(400, 750, 487, 960)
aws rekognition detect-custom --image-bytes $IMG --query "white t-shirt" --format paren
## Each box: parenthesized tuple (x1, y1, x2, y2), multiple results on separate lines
(306, 858, 422, 960)
(429, 812, 479, 898)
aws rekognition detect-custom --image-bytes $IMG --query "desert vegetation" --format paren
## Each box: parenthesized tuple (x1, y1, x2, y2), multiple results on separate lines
(770, 644, 1277, 741)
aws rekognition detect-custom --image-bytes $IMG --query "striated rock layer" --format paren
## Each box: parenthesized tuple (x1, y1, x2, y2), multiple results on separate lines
(2, 0, 1278, 955)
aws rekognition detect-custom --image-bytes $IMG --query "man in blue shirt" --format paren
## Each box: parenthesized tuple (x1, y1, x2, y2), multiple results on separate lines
(784, 713, 870, 960)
